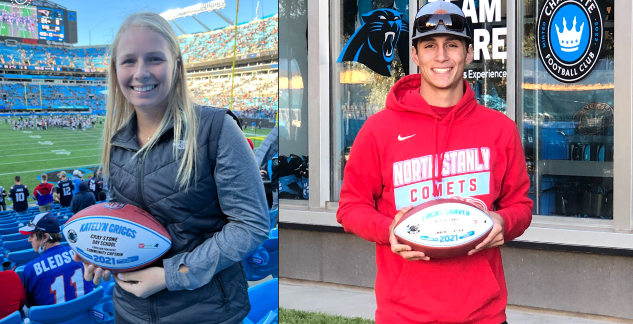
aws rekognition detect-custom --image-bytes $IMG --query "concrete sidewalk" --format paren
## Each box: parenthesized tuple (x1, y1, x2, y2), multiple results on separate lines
(280, 279, 633, 324)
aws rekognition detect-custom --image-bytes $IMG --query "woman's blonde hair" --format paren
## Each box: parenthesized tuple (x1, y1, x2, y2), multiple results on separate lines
(101, 12, 198, 190)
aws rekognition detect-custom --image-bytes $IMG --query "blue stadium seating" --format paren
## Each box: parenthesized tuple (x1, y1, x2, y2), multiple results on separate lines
(0, 227, 18, 235)
(243, 228, 278, 281)
(0, 238, 31, 256)
(6, 249, 39, 267)
(28, 286, 104, 324)
(244, 279, 279, 324)
(90, 299, 114, 324)
(14, 266, 23, 278)
(0, 311, 22, 324)
(1, 233, 24, 242)
(269, 209, 278, 231)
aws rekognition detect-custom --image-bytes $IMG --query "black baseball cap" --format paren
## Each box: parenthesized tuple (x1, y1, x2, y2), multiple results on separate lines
(412, 1, 472, 42)
(19, 212, 60, 235)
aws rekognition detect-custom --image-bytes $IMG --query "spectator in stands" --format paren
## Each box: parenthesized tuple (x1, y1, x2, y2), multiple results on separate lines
(0, 269, 26, 319)
(55, 171, 74, 208)
(97, 191, 107, 203)
(71, 170, 83, 195)
(75, 12, 268, 324)
(69, 182, 95, 214)
(9, 176, 29, 215)
(33, 174, 54, 212)
(0, 184, 7, 211)
(19, 213, 94, 307)
(88, 170, 103, 201)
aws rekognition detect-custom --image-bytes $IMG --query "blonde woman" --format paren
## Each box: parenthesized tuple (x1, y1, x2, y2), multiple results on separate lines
(72, 12, 269, 324)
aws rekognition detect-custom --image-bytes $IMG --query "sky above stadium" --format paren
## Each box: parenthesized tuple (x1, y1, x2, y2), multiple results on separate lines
(54, 0, 278, 46)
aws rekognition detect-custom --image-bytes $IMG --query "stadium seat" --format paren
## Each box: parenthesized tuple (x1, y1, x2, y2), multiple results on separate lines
(14, 266, 23, 279)
(0, 221, 18, 226)
(243, 279, 279, 324)
(243, 231, 278, 281)
(6, 249, 39, 267)
(269, 209, 278, 230)
(28, 286, 104, 324)
(90, 299, 115, 324)
(0, 238, 31, 256)
(0, 227, 18, 235)
(1, 233, 23, 242)
(0, 311, 22, 324)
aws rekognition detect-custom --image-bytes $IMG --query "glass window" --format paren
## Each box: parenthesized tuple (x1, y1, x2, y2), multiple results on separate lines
(331, 0, 410, 201)
(520, 0, 614, 219)
(279, 0, 309, 200)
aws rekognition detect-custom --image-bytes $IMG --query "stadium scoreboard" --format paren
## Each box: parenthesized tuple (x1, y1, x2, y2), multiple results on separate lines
(0, 1, 77, 44)
(38, 7, 64, 41)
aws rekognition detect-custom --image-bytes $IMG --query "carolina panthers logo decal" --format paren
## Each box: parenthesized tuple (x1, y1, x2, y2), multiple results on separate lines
(337, 8, 408, 77)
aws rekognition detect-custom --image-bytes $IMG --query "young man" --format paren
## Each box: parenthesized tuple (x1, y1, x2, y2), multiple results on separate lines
(0, 184, 7, 211)
(19, 212, 94, 306)
(71, 170, 83, 196)
(9, 176, 29, 215)
(87, 170, 103, 201)
(33, 174, 54, 212)
(55, 171, 74, 208)
(0, 269, 26, 319)
(336, 2, 532, 324)
(69, 182, 95, 214)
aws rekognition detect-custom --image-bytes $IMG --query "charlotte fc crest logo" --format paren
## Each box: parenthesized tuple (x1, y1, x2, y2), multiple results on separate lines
(537, 0, 602, 83)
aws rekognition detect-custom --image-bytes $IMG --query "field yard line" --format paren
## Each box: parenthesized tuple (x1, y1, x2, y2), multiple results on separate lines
(0, 148, 101, 158)
(0, 154, 102, 166)
(1, 138, 102, 147)
(0, 131, 102, 141)
(0, 143, 103, 153)
(2, 133, 103, 143)
(0, 164, 99, 177)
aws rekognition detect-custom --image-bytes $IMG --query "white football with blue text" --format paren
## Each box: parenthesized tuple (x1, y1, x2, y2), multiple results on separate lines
(63, 203, 171, 272)
(394, 199, 493, 259)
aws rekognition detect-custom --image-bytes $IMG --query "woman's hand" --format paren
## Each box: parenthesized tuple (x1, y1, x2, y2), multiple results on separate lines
(72, 253, 111, 285)
(114, 267, 167, 298)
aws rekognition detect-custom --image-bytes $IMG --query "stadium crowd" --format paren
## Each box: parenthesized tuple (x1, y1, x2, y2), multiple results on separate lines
(5, 115, 97, 131)
(179, 16, 278, 64)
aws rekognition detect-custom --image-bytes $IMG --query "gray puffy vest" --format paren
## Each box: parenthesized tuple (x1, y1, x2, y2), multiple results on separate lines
(108, 107, 249, 324)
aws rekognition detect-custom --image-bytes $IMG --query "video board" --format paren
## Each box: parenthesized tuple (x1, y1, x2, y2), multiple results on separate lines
(0, 2, 38, 39)
(37, 7, 64, 41)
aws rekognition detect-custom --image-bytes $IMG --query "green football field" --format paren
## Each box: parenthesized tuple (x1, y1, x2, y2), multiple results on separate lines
(0, 4, 37, 39)
(0, 120, 273, 207)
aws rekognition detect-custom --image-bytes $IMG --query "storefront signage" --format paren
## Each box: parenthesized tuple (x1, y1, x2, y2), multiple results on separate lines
(337, 8, 407, 77)
(537, 0, 603, 83)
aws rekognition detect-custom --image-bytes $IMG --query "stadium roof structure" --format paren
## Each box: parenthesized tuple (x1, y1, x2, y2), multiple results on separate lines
(161, 0, 235, 35)
(0, 0, 66, 9)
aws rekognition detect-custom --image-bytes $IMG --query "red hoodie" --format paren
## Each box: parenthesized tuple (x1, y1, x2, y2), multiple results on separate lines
(337, 75, 532, 324)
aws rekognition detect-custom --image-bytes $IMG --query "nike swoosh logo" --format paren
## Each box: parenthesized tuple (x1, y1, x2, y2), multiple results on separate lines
(398, 134, 416, 141)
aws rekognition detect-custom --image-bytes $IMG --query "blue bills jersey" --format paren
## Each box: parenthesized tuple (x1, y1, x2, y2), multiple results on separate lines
(22, 245, 94, 307)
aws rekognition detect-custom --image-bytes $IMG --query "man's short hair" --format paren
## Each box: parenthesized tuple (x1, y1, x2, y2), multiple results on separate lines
(98, 191, 107, 201)
(14, 175, 20, 182)
(41, 174, 47, 181)
(35, 231, 62, 243)
(59, 171, 66, 177)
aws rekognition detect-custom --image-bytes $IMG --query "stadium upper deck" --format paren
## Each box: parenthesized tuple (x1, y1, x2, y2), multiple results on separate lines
(179, 15, 277, 65)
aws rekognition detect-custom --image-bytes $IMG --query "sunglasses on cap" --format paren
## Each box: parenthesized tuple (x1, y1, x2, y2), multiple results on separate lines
(414, 14, 469, 35)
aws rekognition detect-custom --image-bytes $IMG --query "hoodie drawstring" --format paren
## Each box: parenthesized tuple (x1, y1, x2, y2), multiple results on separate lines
(432, 114, 454, 197)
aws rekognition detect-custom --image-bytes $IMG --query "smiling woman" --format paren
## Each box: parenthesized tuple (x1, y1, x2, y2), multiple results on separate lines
(71, 12, 270, 324)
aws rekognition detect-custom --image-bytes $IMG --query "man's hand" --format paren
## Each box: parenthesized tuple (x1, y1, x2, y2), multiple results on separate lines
(389, 205, 430, 261)
(468, 210, 504, 256)
(114, 267, 167, 298)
